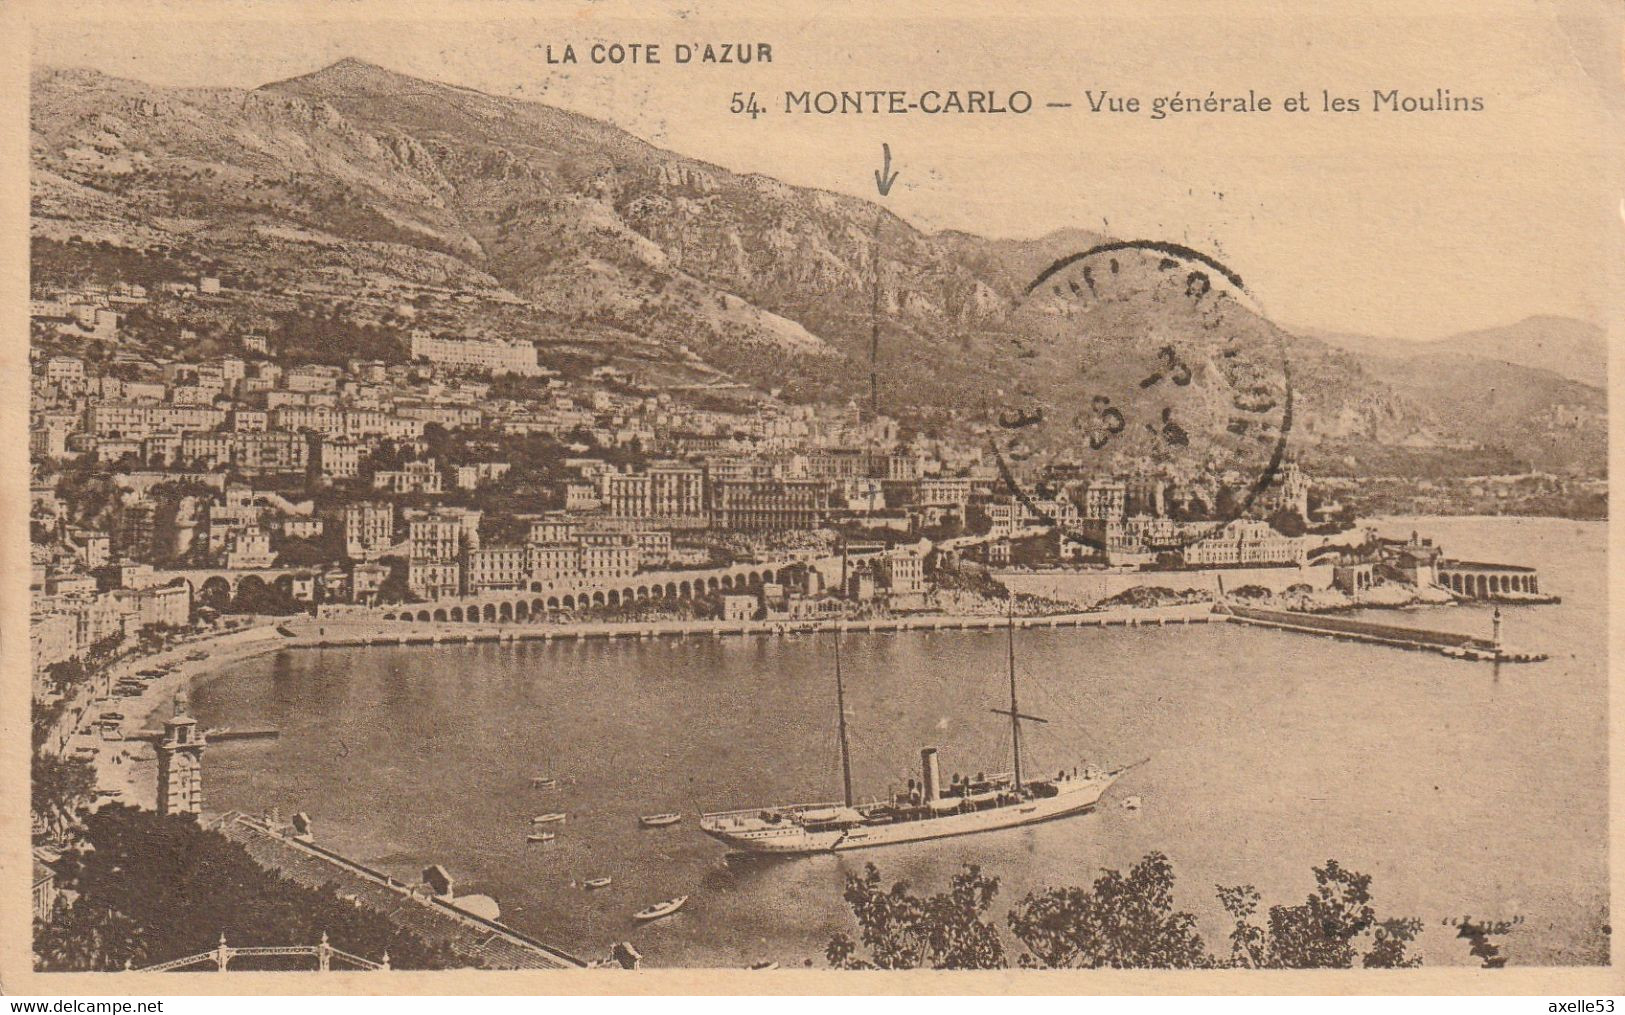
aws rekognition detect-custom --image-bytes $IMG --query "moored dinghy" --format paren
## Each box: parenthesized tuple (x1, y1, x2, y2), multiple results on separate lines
(633, 895, 688, 921)
(639, 813, 682, 828)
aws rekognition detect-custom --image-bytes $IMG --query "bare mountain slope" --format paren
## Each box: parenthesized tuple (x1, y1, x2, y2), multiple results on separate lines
(29, 60, 1605, 476)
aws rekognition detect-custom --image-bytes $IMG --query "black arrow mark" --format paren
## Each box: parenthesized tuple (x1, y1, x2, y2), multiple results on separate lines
(873, 142, 899, 196)
(870, 209, 882, 420)
(868, 144, 898, 420)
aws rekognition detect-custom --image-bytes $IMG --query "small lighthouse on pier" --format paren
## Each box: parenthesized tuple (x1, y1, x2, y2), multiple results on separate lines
(1491, 607, 1504, 656)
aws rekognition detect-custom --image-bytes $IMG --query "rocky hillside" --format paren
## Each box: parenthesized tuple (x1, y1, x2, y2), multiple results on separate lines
(29, 60, 1605, 477)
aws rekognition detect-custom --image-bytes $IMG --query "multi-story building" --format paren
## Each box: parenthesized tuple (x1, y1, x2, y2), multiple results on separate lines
(987, 494, 1080, 537)
(602, 463, 707, 518)
(224, 527, 273, 569)
(917, 476, 974, 509)
(398, 404, 484, 429)
(280, 517, 324, 540)
(1180, 519, 1304, 567)
(44, 356, 86, 389)
(577, 536, 639, 580)
(350, 562, 389, 604)
(31, 608, 79, 671)
(709, 478, 831, 532)
(230, 409, 270, 432)
(406, 561, 461, 601)
(341, 502, 395, 560)
(1233, 519, 1306, 565)
(875, 550, 925, 598)
(552, 479, 594, 511)
(179, 432, 233, 469)
(88, 402, 227, 440)
(407, 512, 464, 565)
(526, 543, 580, 583)
(405, 507, 470, 600)
(28, 426, 62, 460)
(465, 546, 531, 593)
(270, 405, 343, 436)
(111, 583, 191, 629)
(410, 329, 540, 375)
(374, 460, 443, 495)
(625, 528, 673, 565)
(453, 462, 511, 490)
(313, 437, 363, 481)
(284, 365, 340, 393)
(235, 431, 308, 474)
(527, 517, 577, 545)
(1082, 480, 1127, 521)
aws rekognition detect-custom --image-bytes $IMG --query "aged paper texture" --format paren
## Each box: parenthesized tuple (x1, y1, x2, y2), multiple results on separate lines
(2, 0, 1621, 996)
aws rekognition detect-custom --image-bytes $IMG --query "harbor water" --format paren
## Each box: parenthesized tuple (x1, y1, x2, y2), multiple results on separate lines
(176, 517, 1607, 967)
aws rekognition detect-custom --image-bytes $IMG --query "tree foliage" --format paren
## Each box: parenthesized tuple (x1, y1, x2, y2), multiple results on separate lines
(36, 805, 457, 971)
(1217, 860, 1421, 969)
(31, 752, 97, 844)
(831, 853, 1425, 970)
(1007, 852, 1208, 968)
(827, 863, 1006, 969)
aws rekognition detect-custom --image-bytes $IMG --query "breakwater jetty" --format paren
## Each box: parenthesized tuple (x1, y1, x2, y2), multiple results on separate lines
(287, 603, 1221, 649)
(1219, 605, 1546, 663)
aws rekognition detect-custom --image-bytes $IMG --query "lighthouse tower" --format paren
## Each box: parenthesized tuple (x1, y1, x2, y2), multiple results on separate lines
(156, 693, 207, 816)
(1491, 607, 1504, 655)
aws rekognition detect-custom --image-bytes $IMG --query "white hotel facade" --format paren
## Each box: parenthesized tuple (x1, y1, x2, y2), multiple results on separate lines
(410, 329, 541, 376)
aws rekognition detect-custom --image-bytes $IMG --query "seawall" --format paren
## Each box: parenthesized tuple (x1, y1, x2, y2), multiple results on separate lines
(993, 563, 1333, 606)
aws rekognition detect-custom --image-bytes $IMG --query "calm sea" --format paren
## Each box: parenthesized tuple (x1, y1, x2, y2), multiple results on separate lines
(181, 516, 1608, 968)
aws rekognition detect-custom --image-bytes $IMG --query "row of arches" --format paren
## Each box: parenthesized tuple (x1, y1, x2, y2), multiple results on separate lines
(1442, 570, 1537, 598)
(380, 567, 782, 624)
(524, 568, 776, 597)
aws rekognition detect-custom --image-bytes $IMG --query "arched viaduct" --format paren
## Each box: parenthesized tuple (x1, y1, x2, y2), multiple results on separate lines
(377, 561, 794, 625)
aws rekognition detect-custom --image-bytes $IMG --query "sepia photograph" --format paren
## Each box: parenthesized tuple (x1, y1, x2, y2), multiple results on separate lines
(3, 0, 1619, 998)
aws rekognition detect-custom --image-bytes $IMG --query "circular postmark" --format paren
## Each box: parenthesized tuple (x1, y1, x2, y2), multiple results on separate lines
(989, 240, 1293, 554)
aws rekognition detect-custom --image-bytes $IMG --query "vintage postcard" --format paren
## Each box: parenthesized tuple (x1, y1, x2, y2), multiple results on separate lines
(1, 0, 1620, 996)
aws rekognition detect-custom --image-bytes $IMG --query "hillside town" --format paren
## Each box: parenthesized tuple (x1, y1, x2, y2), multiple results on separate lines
(33, 269, 1569, 689)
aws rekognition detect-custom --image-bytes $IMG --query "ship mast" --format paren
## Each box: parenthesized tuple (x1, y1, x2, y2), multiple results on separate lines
(1007, 600, 1022, 790)
(834, 543, 855, 808)
(990, 597, 1047, 792)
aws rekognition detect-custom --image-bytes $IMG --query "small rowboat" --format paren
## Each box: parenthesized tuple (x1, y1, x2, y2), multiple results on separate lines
(639, 813, 682, 828)
(531, 812, 567, 825)
(633, 895, 688, 921)
(583, 876, 612, 890)
(531, 776, 559, 789)
(526, 831, 556, 844)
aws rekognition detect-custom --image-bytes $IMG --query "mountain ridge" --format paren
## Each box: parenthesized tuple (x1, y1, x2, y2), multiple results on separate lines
(1307, 314, 1604, 389)
(29, 59, 1606, 477)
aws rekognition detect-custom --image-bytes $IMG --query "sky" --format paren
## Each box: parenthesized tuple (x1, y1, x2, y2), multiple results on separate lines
(28, 0, 1624, 341)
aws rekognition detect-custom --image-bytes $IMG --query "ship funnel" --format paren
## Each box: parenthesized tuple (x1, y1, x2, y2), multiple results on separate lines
(921, 747, 941, 802)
